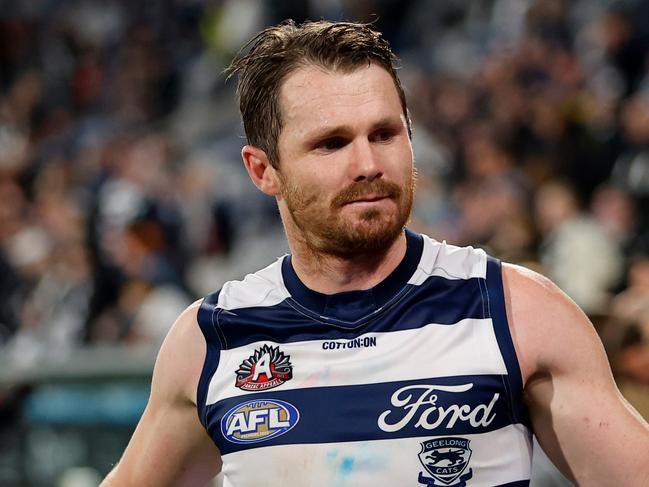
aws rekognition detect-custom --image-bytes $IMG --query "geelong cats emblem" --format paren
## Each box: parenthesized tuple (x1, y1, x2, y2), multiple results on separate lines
(418, 437, 473, 486)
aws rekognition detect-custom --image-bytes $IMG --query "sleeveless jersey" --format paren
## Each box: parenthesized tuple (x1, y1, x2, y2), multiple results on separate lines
(196, 230, 533, 487)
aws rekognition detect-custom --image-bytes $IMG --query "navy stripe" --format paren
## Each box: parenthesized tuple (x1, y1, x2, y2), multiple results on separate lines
(495, 481, 529, 487)
(206, 374, 512, 455)
(485, 258, 530, 428)
(196, 291, 222, 429)
(216, 276, 486, 348)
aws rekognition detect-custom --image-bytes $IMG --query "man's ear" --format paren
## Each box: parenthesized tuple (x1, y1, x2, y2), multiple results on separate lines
(242, 145, 281, 196)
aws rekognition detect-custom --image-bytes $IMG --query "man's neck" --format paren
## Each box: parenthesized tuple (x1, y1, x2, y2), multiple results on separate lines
(288, 231, 408, 295)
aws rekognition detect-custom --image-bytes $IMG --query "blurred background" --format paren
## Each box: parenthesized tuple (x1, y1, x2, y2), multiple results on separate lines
(1, 0, 649, 485)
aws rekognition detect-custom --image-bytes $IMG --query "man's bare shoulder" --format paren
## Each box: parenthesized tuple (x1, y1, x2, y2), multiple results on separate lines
(502, 263, 561, 303)
(152, 299, 207, 407)
(501, 265, 649, 485)
(501, 263, 605, 383)
(164, 299, 204, 347)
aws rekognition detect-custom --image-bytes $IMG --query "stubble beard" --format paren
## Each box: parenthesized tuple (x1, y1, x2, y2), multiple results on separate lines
(280, 171, 415, 259)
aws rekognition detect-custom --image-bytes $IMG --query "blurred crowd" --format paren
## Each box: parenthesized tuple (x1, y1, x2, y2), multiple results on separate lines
(1, 0, 649, 417)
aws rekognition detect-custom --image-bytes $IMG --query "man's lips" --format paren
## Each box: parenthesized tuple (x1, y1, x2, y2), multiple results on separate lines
(343, 195, 390, 205)
(331, 180, 402, 208)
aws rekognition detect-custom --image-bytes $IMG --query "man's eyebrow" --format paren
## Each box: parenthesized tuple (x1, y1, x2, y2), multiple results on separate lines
(369, 116, 405, 131)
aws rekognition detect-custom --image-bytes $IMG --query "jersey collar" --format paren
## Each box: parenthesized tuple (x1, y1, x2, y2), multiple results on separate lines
(281, 229, 423, 321)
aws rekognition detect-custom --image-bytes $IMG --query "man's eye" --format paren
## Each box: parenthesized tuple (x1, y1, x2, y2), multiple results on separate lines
(317, 137, 347, 151)
(370, 130, 394, 143)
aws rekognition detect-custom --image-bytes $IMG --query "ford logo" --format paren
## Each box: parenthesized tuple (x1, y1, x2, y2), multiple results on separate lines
(221, 398, 300, 444)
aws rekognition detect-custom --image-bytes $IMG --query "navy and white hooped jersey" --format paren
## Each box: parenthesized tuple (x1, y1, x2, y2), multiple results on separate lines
(196, 229, 533, 487)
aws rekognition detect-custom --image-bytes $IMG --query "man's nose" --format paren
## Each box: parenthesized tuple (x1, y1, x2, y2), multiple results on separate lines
(349, 139, 383, 183)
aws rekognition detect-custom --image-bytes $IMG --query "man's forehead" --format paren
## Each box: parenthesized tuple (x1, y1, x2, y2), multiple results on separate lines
(278, 63, 401, 128)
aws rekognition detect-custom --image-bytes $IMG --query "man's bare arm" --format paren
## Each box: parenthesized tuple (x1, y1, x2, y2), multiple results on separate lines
(503, 264, 649, 486)
(101, 301, 221, 487)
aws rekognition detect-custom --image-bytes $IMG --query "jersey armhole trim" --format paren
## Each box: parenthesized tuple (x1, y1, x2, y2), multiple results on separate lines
(196, 292, 222, 429)
(485, 257, 530, 427)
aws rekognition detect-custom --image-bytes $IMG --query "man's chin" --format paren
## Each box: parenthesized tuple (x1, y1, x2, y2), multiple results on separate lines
(316, 218, 405, 258)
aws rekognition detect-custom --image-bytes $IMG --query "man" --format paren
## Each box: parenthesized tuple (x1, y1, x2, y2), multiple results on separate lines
(101, 21, 649, 487)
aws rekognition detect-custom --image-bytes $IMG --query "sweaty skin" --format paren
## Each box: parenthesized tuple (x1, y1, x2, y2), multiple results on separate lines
(101, 64, 649, 487)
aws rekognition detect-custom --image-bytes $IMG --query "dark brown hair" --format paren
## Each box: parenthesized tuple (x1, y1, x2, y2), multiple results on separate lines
(227, 20, 410, 168)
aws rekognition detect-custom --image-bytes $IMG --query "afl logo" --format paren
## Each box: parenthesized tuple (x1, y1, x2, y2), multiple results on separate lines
(235, 344, 293, 391)
(221, 399, 299, 444)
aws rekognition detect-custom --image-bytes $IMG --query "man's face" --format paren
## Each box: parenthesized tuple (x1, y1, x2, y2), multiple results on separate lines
(274, 63, 415, 258)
